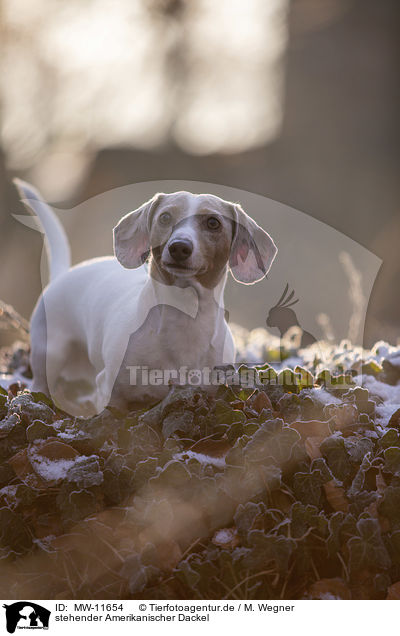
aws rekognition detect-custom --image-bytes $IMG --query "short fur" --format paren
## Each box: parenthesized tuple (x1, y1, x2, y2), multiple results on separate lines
(14, 182, 277, 416)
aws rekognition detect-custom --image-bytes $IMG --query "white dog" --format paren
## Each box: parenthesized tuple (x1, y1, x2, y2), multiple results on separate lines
(15, 180, 277, 416)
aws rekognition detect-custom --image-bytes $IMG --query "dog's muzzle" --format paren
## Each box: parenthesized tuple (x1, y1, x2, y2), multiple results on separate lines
(168, 238, 193, 263)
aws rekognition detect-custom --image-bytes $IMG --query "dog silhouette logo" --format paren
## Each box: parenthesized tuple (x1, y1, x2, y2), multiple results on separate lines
(3, 602, 50, 633)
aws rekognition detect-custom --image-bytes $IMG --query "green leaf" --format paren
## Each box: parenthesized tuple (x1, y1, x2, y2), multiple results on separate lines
(26, 420, 57, 442)
(293, 472, 323, 507)
(103, 464, 135, 504)
(56, 488, 99, 522)
(245, 531, 296, 572)
(290, 502, 328, 538)
(387, 530, 400, 565)
(347, 454, 373, 498)
(234, 502, 263, 537)
(379, 486, 400, 526)
(224, 421, 244, 443)
(320, 433, 351, 481)
(162, 410, 195, 438)
(326, 511, 346, 556)
(344, 437, 374, 464)
(347, 518, 391, 573)
(120, 554, 160, 594)
(133, 457, 159, 488)
(378, 428, 400, 450)
(384, 447, 400, 475)
(214, 400, 246, 426)
(150, 460, 191, 488)
(244, 419, 300, 465)
(31, 391, 55, 408)
(175, 559, 201, 589)
(0, 413, 21, 438)
(311, 458, 334, 483)
(8, 393, 55, 425)
(348, 491, 378, 516)
(129, 422, 163, 459)
(0, 507, 33, 556)
(65, 455, 103, 488)
(361, 361, 383, 377)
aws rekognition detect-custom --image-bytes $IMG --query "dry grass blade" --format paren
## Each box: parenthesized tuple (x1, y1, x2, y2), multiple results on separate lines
(0, 300, 29, 339)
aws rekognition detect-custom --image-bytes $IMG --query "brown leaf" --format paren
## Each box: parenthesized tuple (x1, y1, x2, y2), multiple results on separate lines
(30, 438, 79, 461)
(8, 448, 46, 489)
(304, 436, 324, 460)
(248, 391, 272, 414)
(376, 468, 387, 494)
(8, 383, 26, 398)
(9, 439, 80, 489)
(151, 540, 183, 570)
(325, 404, 358, 430)
(291, 419, 333, 439)
(231, 400, 245, 410)
(366, 500, 379, 519)
(323, 480, 349, 512)
(189, 438, 231, 457)
(387, 582, 400, 599)
(308, 577, 351, 599)
(270, 489, 293, 513)
(388, 408, 400, 429)
(32, 513, 64, 539)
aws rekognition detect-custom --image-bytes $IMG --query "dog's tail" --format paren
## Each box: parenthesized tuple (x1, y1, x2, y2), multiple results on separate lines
(13, 178, 71, 281)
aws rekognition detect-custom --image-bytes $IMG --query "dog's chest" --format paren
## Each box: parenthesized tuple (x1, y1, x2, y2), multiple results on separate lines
(123, 303, 224, 369)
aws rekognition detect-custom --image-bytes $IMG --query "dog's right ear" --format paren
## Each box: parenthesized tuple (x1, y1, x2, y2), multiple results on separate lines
(113, 193, 163, 268)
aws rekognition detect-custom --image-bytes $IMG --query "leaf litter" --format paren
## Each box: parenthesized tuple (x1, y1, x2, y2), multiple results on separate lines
(0, 338, 399, 599)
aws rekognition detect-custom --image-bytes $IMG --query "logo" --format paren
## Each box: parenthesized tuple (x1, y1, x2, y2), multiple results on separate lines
(3, 603, 50, 634)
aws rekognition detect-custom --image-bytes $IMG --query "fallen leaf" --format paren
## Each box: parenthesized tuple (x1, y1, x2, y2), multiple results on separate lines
(326, 404, 358, 430)
(189, 437, 231, 457)
(387, 582, 400, 599)
(305, 436, 324, 460)
(30, 438, 79, 461)
(8, 448, 46, 489)
(248, 391, 272, 414)
(291, 419, 333, 439)
(323, 480, 349, 512)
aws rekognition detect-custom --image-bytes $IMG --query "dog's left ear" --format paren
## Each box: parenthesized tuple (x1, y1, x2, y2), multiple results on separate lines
(229, 204, 277, 284)
(113, 193, 163, 268)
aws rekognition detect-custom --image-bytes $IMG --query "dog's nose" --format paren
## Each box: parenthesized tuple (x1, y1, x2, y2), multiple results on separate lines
(168, 239, 193, 262)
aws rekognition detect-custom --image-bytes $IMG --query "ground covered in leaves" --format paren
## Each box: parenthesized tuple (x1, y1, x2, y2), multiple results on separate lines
(1, 341, 400, 600)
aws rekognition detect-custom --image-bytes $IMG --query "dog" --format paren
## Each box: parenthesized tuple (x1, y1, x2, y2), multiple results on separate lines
(14, 180, 277, 416)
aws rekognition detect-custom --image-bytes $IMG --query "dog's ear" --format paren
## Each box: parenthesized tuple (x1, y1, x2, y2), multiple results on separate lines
(113, 193, 163, 268)
(229, 204, 277, 284)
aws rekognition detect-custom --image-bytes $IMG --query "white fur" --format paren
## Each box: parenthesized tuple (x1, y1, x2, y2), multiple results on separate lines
(14, 182, 277, 417)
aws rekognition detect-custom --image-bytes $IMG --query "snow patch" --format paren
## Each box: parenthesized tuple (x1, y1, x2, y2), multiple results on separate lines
(360, 375, 400, 427)
(214, 528, 235, 544)
(29, 452, 77, 482)
(174, 450, 226, 468)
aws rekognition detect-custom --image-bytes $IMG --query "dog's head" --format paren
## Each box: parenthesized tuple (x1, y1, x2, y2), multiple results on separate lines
(113, 192, 277, 286)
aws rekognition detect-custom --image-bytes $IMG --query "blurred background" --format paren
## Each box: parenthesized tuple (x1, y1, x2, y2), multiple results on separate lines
(0, 0, 399, 347)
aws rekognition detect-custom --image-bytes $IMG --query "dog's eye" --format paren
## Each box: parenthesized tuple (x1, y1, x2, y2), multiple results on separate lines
(159, 212, 172, 225)
(207, 216, 221, 230)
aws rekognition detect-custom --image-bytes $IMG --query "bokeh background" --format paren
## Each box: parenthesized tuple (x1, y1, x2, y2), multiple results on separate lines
(0, 0, 399, 347)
